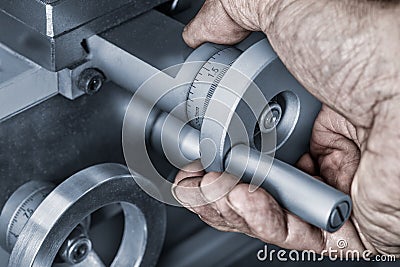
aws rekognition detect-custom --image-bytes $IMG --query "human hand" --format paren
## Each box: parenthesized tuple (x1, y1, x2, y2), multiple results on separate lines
(173, 0, 400, 256)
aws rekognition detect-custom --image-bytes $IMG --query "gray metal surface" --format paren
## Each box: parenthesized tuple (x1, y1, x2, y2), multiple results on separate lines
(8, 163, 166, 267)
(0, 1, 396, 265)
(0, 0, 168, 70)
(57, 61, 99, 100)
(1, 0, 156, 37)
(0, 81, 173, 265)
(148, 112, 351, 232)
(0, 82, 131, 211)
(0, 43, 57, 121)
(98, 10, 193, 73)
(151, 112, 200, 165)
(198, 39, 277, 172)
(88, 10, 196, 114)
(87, 11, 263, 120)
(158, 226, 264, 267)
(91, 27, 317, 169)
(225, 145, 351, 232)
(88, 18, 349, 231)
(0, 181, 54, 253)
(72, 251, 106, 267)
(186, 47, 242, 129)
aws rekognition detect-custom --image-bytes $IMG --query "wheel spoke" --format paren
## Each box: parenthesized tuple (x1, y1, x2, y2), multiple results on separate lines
(71, 250, 106, 267)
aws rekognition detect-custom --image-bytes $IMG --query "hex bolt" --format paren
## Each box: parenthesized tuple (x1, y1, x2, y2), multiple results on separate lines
(259, 102, 282, 134)
(67, 237, 92, 264)
(77, 68, 106, 95)
(159, 0, 191, 15)
(59, 224, 92, 264)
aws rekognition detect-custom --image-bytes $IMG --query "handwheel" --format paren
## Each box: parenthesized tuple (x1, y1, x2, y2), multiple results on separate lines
(0, 163, 166, 267)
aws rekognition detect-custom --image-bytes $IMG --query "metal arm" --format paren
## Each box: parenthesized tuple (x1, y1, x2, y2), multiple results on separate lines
(150, 112, 351, 232)
(87, 26, 352, 232)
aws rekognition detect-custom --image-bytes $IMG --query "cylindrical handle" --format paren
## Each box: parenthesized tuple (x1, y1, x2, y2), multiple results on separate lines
(225, 144, 351, 232)
(149, 113, 352, 232)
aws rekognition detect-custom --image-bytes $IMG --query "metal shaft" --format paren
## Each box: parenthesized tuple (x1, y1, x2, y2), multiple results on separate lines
(150, 112, 351, 232)
(225, 145, 351, 232)
(87, 24, 351, 232)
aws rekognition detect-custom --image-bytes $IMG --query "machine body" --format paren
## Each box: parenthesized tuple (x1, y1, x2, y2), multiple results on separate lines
(0, 2, 353, 266)
(87, 29, 352, 231)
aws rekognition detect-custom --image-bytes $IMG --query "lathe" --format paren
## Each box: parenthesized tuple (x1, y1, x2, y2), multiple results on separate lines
(0, 1, 351, 266)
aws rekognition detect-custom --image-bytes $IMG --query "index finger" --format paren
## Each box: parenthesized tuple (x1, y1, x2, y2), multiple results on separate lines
(182, 0, 250, 48)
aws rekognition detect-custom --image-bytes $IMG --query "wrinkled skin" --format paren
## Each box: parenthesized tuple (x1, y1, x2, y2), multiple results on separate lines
(173, 0, 400, 257)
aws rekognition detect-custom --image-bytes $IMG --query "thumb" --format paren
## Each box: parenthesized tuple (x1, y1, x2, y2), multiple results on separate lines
(182, 0, 250, 48)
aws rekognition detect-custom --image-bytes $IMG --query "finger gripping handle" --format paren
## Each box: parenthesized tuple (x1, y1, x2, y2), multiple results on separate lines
(225, 145, 352, 232)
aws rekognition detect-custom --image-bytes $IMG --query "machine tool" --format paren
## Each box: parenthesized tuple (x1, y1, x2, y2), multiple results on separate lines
(88, 30, 351, 232)
(0, 1, 352, 266)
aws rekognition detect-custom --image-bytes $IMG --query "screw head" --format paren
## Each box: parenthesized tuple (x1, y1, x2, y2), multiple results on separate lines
(77, 68, 106, 95)
(259, 102, 282, 134)
(58, 222, 92, 264)
(62, 236, 92, 264)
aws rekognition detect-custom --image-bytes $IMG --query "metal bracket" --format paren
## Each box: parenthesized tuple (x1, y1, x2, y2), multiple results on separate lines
(0, 43, 57, 122)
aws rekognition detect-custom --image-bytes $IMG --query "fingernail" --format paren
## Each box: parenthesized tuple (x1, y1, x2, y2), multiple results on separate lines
(226, 194, 241, 214)
(171, 177, 206, 208)
(171, 183, 189, 206)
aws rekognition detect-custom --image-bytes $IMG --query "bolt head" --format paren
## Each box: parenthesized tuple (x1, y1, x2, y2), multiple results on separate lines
(77, 68, 106, 95)
(259, 103, 282, 134)
(64, 237, 92, 264)
(58, 222, 92, 264)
